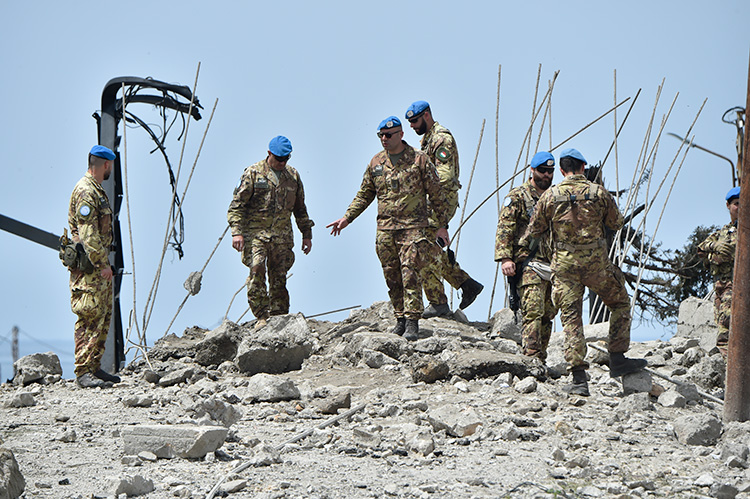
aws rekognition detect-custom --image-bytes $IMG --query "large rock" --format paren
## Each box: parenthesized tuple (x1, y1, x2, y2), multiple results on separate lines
(490, 309, 521, 344)
(106, 474, 155, 497)
(0, 448, 25, 499)
(673, 414, 722, 446)
(676, 297, 717, 351)
(235, 314, 314, 374)
(121, 425, 227, 459)
(244, 373, 300, 402)
(149, 322, 243, 366)
(344, 331, 406, 362)
(449, 349, 546, 381)
(12, 352, 62, 386)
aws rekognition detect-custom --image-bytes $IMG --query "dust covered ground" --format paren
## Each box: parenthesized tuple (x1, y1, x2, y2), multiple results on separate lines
(1, 301, 749, 499)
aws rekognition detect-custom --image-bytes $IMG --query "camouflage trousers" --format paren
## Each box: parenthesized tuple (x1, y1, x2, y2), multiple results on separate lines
(552, 250, 631, 370)
(713, 279, 732, 348)
(375, 228, 432, 320)
(423, 192, 468, 305)
(241, 232, 295, 319)
(518, 266, 555, 361)
(70, 270, 113, 376)
(420, 226, 470, 306)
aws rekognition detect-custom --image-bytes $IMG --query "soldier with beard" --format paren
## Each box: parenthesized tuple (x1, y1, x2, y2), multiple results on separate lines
(526, 148, 646, 396)
(67, 145, 120, 388)
(495, 151, 557, 363)
(405, 101, 483, 318)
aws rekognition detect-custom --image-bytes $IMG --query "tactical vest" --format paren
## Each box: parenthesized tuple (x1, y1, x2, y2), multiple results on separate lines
(549, 183, 607, 252)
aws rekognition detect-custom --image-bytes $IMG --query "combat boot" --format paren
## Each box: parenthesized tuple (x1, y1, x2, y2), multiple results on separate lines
(404, 319, 419, 341)
(76, 372, 113, 389)
(459, 278, 484, 310)
(93, 369, 121, 383)
(391, 318, 406, 336)
(422, 303, 451, 319)
(608, 352, 648, 377)
(564, 369, 589, 397)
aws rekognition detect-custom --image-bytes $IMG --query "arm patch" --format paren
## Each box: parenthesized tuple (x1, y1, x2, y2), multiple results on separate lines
(436, 146, 452, 162)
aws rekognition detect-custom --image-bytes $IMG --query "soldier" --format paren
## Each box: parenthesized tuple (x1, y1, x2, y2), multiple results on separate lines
(405, 101, 483, 318)
(67, 145, 120, 388)
(697, 186, 740, 358)
(495, 151, 556, 362)
(526, 148, 646, 396)
(228, 136, 314, 329)
(327, 116, 450, 341)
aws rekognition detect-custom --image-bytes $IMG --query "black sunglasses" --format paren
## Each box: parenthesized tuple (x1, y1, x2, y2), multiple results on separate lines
(535, 166, 555, 174)
(272, 153, 291, 163)
(377, 131, 399, 139)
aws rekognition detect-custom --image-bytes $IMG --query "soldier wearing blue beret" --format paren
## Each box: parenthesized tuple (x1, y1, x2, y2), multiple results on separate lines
(697, 185, 740, 358)
(328, 116, 451, 341)
(228, 136, 315, 330)
(67, 145, 120, 388)
(405, 101, 484, 319)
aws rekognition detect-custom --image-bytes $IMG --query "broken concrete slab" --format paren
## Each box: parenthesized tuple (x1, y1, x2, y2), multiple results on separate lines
(235, 314, 314, 375)
(121, 424, 227, 459)
(12, 352, 62, 386)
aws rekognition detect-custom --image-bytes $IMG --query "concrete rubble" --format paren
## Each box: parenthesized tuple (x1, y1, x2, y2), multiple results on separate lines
(0, 297, 747, 498)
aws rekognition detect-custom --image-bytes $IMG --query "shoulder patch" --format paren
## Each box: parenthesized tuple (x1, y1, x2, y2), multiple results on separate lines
(79, 204, 92, 218)
(436, 146, 452, 162)
(503, 197, 512, 208)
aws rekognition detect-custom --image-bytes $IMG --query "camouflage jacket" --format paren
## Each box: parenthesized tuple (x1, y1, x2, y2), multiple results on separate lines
(344, 142, 448, 230)
(527, 174, 623, 255)
(495, 180, 551, 264)
(68, 172, 112, 271)
(421, 122, 461, 193)
(697, 221, 737, 281)
(227, 158, 314, 240)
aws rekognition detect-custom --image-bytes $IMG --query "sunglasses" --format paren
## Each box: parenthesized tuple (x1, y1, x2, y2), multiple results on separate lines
(535, 166, 555, 174)
(407, 116, 422, 124)
(377, 130, 400, 139)
(272, 153, 291, 163)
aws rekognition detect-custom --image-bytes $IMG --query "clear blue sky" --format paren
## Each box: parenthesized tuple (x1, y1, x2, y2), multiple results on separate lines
(1, 1, 748, 378)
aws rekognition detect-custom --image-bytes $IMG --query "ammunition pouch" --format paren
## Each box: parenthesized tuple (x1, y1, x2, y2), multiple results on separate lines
(59, 229, 95, 274)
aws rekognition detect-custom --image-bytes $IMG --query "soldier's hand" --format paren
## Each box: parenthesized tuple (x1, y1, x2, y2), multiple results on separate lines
(326, 218, 349, 236)
(436, 227, 450, 247)
(232, 235, 245, 252)
(715, 240, 734, 258)
(101, 265, 114, 281)
(501, 259, 516, 277)
(302, 238, 312, 255)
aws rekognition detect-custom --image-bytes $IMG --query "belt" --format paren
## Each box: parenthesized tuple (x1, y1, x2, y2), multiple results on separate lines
(555, 239, 605, 252)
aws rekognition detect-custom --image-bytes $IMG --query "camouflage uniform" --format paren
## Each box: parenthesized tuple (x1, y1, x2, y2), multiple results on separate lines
(495, 180, 555, 360)
(68, 172, 113, 377)
(344, 142, 448, 320)
(527, 174, 630, 370)
(697, 221, 737, 349)
(419, 122, 470, 305)
(227, 158, 314, 318)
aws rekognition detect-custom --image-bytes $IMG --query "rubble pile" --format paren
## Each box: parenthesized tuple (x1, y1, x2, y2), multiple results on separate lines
(1, 298, 748, 499)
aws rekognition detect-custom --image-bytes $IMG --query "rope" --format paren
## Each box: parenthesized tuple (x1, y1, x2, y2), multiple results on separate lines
(453, 119, 485, 262)
(224, 281, 247, 321)
(142, 63, 201, 334)
(489, 65, 503, 321)
(162, 225, 229, 337)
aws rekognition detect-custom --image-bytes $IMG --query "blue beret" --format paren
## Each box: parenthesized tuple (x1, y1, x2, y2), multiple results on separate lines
(726, 186, 740, 202)
(90, 145, 115, 160)
(268, 135, 293, 156)
(378, 116, 401, 130)
(530, 151, 555, 169)
(405, 101, 430, 120)
(560, 148, 587, 164)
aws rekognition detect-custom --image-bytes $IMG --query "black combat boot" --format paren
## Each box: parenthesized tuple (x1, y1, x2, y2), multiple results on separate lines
(391, 318, 406, 336)
(564, 369, 589, 397)
(608, 352, 648, 377)
(94, 369, 121, 383)
(404, 319, 419, 341)
(422, 303, 451, 319)
(76, 372, 113, 389)
(459, 278, 484, 310)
